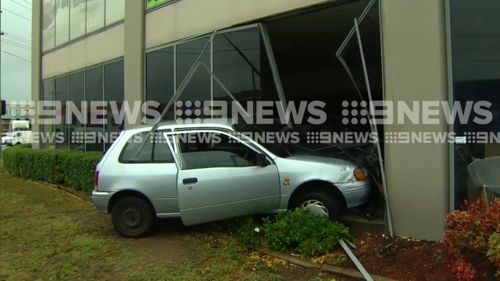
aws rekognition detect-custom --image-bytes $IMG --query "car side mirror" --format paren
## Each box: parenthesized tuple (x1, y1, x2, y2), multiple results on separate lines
(256, 153, 268, 167)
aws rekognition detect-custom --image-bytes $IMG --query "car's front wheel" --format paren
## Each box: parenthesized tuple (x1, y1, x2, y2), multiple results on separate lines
(111, 197, 154, 238)
(293, 191, 343, 220)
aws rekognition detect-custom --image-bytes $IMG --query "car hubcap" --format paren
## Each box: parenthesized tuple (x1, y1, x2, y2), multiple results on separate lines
(122, 208, 142, 228)
(301, 199, 329, 217)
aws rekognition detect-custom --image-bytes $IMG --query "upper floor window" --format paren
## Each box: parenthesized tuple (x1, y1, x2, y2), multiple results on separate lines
(43, 0, 125, 52)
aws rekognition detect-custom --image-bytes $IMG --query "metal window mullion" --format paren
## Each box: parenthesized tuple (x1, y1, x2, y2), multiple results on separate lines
(354, 18, 394, 237)
(83, 70, 87, 152)
(153, 32, 215, 128)
(53, 0, 57, 48)
(210, 35, 214, 118)
(445, 0, 455, 211)
(104, 0, 107, 26)
(173, 44, 177, 121)
(259, 23, 291, 129)
(84, 0, 88, 35)
(66, 76, 70, 149)
(199, 62, 247, 114)
(69, 0, 72, 39)
(137, 33, 215, 156)
(67, 0, 70, 42)
(102, 64, 106, 152)
(336, 0, 376, 57)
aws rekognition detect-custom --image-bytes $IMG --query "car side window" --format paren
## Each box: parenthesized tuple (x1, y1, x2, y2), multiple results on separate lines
(177, 132, 261, 170)
(120, 131, 174, 164)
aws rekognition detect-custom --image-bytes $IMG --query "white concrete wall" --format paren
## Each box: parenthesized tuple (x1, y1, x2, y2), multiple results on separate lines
(381, 0, 449, 240)
(145, 0, 330, 49)
(32, 0, 42, 149)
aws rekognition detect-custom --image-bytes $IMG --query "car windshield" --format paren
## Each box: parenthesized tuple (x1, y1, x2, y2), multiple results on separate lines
(232, 123, 375, 161)
(232, 123, 309, 158)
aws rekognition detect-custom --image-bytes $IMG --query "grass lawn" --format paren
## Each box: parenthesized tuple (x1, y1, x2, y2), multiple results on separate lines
(0, 170, 338, 281)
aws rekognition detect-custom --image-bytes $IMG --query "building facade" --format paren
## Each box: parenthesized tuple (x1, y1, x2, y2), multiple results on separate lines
(32, 0, 500, 240)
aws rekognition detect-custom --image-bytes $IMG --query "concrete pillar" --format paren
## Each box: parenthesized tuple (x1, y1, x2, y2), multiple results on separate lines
(380, 0, 449, 240)
(124, 0, 145, 129)
(31, 0, 41, 149)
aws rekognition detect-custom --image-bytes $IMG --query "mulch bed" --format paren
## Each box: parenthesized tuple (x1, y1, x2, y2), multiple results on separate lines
(339, 233, 455, 281)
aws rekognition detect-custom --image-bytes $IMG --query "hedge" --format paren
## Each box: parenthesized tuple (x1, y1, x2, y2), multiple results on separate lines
(3, 146, 103, 193)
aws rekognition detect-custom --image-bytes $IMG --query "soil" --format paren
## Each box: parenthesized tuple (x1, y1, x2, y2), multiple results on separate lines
(339, 233, 455, 281)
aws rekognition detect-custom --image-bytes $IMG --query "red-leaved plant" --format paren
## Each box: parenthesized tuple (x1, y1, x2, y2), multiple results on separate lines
(444, 199, 500, 281)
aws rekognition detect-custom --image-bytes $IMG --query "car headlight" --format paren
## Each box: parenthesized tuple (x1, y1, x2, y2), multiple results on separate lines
(353, 168, 367, 182)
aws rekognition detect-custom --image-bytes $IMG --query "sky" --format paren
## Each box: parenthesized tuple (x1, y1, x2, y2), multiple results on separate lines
(1, 0, 32, 103)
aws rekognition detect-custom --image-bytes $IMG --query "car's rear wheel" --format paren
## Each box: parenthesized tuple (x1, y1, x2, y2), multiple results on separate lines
(111, 197, 154, 238)
(293, 191, 343, 220)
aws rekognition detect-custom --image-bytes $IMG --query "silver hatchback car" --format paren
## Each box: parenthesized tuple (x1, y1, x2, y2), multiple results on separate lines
(92, 122, 371, 237)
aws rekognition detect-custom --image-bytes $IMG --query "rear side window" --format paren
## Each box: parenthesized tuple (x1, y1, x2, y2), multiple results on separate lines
(119, 131, 174, 163)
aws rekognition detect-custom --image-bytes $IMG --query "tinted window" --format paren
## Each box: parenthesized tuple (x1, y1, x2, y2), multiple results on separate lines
(177, 132, 261, 169)
(55, 0, 70, 46)
(86, 0, 105, 33)
(69, 72, 85, 150)
(120, 132, 174, 163)
(104, 60, 125, 149)
(70, 0, 86, 40)
(449, 0, 500, 208)
(43, 0, 56, 51)
(146, 46, 175, 121)
(213, 27, 279, 103)
(55, 76, 69, 149)
(105, 0, 125, 25)
(85, 66, 104, 151)
(176, 37, 211, 119)
(41, 79, 56, 148)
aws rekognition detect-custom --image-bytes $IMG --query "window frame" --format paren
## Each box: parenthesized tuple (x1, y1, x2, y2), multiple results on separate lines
(41, 58, 125, 152)
(43, 0, 56, 51)
(86, 0, 106, 34)
(43, 0, 125, 54)
(145, 0, 180, 12)
(143, 23, 286, 125)
(172, 130, 268, 170)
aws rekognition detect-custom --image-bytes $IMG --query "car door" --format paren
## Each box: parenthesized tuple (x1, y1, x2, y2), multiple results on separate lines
(106, 131, 179, 215)
(174, 131, 281, 225)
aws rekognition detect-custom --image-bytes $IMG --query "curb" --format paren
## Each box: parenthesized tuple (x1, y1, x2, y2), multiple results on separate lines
(258, 248, 398, 281)
(51, 183, 91, 202)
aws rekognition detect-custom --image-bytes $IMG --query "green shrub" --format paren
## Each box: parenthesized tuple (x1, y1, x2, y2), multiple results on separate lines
(235, 217, 262, 248)
(263, 209, 351, 256)
(236, 209, 352, 257)
(487, 233, 500, 279)
(444, 199, 500, 281)
(3, 146, 102, 193)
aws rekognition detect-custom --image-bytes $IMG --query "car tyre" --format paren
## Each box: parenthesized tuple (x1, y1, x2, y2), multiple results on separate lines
(293, 191, 343, 220)
(111, 197, 154, 238)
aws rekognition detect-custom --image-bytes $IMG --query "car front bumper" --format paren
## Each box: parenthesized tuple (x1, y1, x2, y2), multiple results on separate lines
(91, 191, 112, 214)
(337, 181, 371, 208)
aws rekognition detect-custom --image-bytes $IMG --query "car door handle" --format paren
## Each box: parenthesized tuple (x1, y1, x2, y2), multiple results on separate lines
(183, 178, 198, 185)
